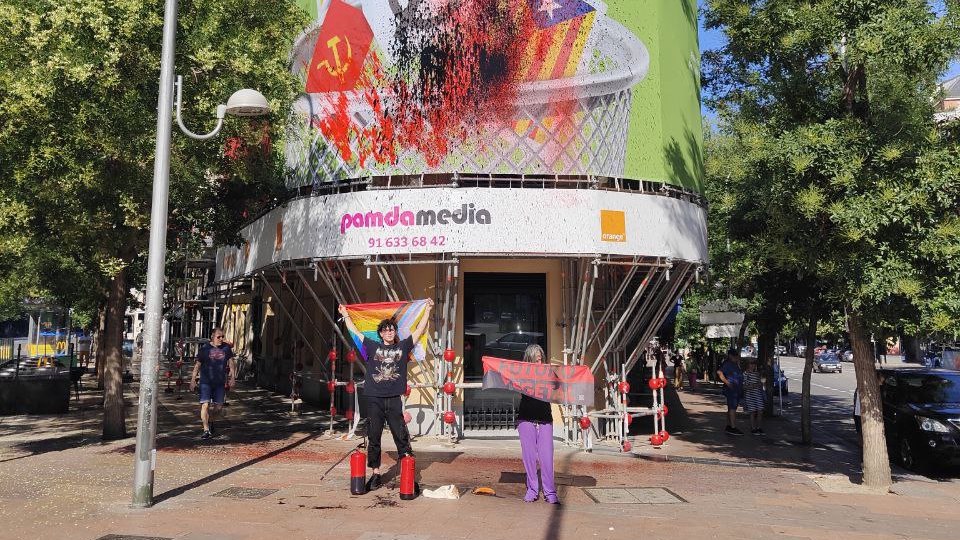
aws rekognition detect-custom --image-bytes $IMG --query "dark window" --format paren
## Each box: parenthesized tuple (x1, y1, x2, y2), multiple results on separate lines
(899, 374, 960, 404)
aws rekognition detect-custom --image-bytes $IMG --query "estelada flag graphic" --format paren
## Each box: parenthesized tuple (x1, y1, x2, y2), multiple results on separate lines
(514, 0, 596, 141)
(341, 300, 431, 362)
(482, 356, 594, 406)
(527, 0, 595, 29)
(306, 0, 375, 93)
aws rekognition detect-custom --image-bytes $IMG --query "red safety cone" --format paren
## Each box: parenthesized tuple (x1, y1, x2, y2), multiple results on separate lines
(399, 454, 417, 500)
(350, 449, 367, 495)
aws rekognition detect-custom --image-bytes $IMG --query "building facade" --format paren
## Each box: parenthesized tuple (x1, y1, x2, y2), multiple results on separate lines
(211, 0, 707, 449)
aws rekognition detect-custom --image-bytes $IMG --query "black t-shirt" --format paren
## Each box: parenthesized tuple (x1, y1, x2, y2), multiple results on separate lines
(517, 394, 553, 424)
(362, 336, 414, 397)
(197, 343, 233, 385)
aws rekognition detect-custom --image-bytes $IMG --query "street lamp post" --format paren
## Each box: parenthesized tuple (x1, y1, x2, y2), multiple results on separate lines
(132, 0, 270, 508)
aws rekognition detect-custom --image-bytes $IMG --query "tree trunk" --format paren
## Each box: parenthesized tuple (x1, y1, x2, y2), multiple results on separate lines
(848, 308, 892, 490)
(102, 268, 128, 440)
(902, 335, 921, 364)
(801, 309, 816, 445)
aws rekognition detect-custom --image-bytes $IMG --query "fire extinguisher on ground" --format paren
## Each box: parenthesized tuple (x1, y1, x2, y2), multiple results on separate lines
(350, 449, 366, 495)
(399, 454, 418, 500)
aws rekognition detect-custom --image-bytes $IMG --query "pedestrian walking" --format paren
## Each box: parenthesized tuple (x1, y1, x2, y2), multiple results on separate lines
(189, 327, 236, 439)
(717, 349, 744, 435)
(742, 358, 765, 434)
(685, 350, 699, 392)
(339, 299, 433, 492)
(76, 334, 91, 368)
(516, 344, 559, 504)
(673, 352, 685, 390)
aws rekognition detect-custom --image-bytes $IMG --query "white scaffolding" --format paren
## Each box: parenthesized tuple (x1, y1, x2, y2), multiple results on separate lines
(208, 251, 699, 452)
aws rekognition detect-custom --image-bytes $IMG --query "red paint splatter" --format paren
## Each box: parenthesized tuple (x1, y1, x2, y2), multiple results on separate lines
(311, 0, 543, 171)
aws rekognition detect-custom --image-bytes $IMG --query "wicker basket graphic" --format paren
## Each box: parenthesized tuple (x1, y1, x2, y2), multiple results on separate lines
(285, 7, 648, 188)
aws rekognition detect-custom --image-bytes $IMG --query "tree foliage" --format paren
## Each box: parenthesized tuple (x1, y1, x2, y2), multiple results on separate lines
(0, 0, 306, 316)
(701, 0, 960, 488)
(0, 0, 307, 437)
(703, 0, 960, 336)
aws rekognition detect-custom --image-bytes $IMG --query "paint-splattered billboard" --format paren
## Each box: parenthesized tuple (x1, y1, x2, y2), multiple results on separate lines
(287, 0, 703, 192)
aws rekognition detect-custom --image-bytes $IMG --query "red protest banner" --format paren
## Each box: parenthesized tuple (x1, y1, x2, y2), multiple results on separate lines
(481, 356, 594, 406)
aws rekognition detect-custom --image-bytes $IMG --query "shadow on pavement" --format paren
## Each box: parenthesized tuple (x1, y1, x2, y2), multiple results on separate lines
(152, 431, 323, 505)
(636, 385, 864, 477)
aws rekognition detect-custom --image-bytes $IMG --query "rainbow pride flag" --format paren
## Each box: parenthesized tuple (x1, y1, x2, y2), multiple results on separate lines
(342, 300, 430, 361)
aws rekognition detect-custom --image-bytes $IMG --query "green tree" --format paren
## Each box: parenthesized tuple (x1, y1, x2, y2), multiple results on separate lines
(703, 0, 960, 489)
(0, 0, 306, 439)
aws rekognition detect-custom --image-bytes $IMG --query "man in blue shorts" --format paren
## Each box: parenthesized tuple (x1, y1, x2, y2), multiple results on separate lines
(717, 348, 744, 436)
(190, 327, 236, 439)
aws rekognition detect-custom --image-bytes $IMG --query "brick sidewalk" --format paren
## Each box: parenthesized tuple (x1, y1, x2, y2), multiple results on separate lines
(1, 380, 959, 540)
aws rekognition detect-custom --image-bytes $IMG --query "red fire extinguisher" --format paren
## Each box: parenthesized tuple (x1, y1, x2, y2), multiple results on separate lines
(350, 449, 367, 495)
(399, 454, 417, 500)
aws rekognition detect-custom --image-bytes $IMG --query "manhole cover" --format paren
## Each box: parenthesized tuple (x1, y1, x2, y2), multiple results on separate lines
(582, 487, 686, 504)
(97, 536, 172, 540)
(212, 487, 279, 499)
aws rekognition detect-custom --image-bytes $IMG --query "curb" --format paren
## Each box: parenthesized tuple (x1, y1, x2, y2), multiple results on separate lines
(630, 451, 812, 469)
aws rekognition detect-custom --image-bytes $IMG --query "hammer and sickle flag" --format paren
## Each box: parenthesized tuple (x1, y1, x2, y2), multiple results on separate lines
(306, 0, 375, 93)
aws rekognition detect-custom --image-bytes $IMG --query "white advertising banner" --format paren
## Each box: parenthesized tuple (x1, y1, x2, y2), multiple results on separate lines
(216, 188, 708, 281)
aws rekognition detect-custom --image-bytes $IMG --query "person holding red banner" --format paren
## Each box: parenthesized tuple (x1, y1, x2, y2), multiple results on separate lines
(516, 344, 559, 504)
(338, 299, 434, 492)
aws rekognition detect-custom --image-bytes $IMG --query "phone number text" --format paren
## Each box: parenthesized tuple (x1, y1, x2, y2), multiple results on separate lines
(368, 235, 447, 248)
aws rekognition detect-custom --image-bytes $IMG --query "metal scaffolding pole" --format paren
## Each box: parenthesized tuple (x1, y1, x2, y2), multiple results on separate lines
(259, 273, 324, 367)
(577, 260, 599, 364)
(278, 271, 331, 379)
(375, 266, 399, 302)
(295, 270, 356, 355)
(590, 267, 655, 373)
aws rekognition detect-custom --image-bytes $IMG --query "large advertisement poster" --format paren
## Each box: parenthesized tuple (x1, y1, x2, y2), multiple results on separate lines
(285, 1, 703, 192)
(215, 188, 708, 281)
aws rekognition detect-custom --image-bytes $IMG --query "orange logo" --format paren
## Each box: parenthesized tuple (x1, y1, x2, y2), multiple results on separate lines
(600, 210, 626, 242)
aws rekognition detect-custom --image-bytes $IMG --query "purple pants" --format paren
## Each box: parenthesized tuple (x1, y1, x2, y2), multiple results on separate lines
(518, 420, 557, 502)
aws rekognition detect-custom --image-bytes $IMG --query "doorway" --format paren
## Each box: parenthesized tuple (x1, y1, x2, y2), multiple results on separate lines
(462, 272, 546, 430)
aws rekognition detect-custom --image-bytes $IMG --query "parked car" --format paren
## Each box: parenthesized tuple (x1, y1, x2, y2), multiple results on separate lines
(842, 350, 854, 362)
(772, 363, 789, 395)
(814, 351, 842, 373)
(794, 344, 807, 357)
(879, 367, 960, 471)
(483, 331, 546, 360)
(774, 345, 787, 356)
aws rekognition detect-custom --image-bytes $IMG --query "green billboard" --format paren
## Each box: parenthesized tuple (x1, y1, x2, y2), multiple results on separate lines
(286, 0, 704, 193)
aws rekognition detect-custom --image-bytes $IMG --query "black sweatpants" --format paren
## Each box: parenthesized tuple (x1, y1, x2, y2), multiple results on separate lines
(365, 395, 413, 469)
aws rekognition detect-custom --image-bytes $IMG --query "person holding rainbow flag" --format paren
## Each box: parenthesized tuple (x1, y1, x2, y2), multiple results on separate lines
(338, 298, 434, 492)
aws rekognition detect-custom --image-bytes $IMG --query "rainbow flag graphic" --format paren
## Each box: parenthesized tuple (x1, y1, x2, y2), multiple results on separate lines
(342, 300, 431, 361)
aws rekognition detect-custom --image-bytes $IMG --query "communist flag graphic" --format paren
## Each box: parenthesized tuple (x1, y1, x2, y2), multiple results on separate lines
(306, 0, 374, 93)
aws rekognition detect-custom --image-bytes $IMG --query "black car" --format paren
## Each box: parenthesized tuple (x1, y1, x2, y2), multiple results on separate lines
(879, 368, 960, 471)
(483, 331, 546, 360)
